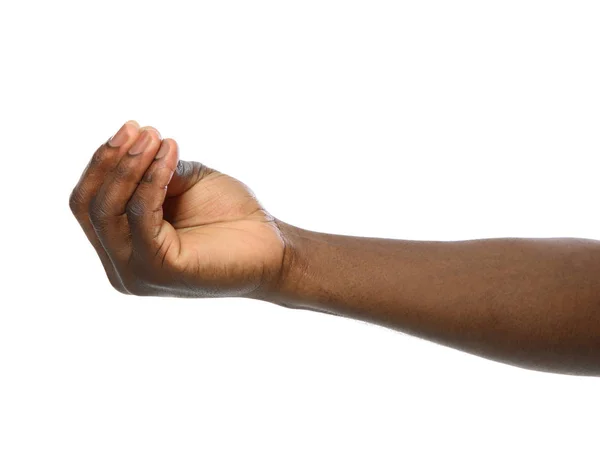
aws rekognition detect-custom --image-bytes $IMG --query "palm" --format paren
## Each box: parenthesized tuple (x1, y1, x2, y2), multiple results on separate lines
(160, 170, 285, 295)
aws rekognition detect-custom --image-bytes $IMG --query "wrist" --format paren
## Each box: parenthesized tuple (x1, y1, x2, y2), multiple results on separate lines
(256, 220, 311, 307)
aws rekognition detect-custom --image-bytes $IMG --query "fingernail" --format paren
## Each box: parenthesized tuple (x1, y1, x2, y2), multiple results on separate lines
(107, 122, 131, 148)
(155, 140, 170, 159)
(128, 131, 152, 155)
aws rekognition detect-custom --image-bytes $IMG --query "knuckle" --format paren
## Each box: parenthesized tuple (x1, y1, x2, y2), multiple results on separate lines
(121, 278, 137, 294)
(142, 168, 155, 184)
(68, 187, 86, 214)
(121, 261, 162, 297)
(108, 277, 129, 295)
(88, 195, 108, 225)
(126, 197, 146, 220)
(122, 278, 151, 297)
(90, 146, 112, 170)
(114, 160, 141, 184)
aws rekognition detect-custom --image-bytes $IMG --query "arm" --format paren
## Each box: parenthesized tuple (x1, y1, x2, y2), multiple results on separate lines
(70, 121, 600, 377)
(266, 224, 600, 376)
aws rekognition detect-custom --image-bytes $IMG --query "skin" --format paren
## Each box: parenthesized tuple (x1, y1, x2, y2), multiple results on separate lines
(70, 120, 600, 377)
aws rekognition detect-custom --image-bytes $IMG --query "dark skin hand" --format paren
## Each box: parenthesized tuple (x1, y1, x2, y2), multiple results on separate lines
(70, 121, 600, 376)
(69, 121, 285, 298)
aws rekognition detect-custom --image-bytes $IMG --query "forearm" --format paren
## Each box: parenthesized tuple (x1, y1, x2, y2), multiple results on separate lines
(267, 222, 600, 376)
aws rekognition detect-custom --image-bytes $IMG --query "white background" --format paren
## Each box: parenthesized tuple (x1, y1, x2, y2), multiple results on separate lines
(1, 1, 600, 449)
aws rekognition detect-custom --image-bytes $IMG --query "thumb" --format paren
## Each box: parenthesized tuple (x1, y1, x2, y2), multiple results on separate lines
(166, 160, 213, 197)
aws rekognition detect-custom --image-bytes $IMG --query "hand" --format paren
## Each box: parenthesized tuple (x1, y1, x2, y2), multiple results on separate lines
(69, 121, 286, 298)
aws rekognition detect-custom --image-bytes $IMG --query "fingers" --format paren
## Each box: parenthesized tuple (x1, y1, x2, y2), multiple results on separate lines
(70, 121, 141, 222)
(89, 127, 163, 264)
(69, 120, 141, 291)
(127, 138, 180, 262)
